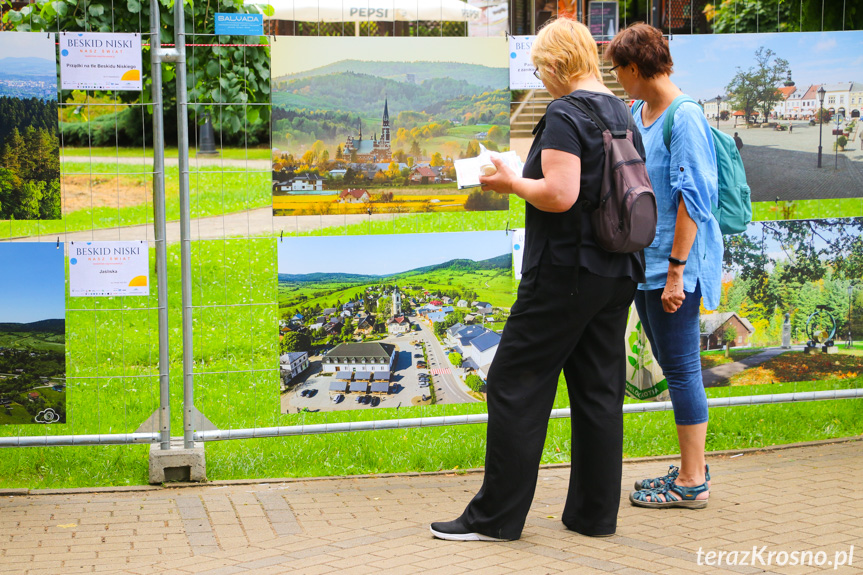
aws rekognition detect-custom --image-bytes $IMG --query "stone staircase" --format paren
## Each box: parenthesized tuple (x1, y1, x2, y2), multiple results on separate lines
(511, 45, 629, 139)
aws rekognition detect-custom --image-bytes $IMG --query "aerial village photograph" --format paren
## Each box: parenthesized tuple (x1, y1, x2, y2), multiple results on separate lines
(670, 31, 863, 208)
(0, 242, 66, 425)
(269, 36, 511, 216)
(276, 231, 515, 413)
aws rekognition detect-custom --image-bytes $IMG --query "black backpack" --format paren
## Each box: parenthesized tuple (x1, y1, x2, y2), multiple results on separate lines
(562, 96, 657, 254)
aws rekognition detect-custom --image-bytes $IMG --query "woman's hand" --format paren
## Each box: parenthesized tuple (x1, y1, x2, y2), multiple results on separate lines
(479, 156, 517, 195)
(661, 273, 686, 313)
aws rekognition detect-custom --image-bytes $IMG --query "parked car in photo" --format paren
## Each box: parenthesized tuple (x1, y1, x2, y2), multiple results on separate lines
(371, 397, 381, 407)
(332, 394, 344, 404)
(300, 389, 310, 397)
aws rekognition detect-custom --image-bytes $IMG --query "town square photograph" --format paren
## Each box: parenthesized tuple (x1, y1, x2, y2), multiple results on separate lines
(670, 31, 863, 209)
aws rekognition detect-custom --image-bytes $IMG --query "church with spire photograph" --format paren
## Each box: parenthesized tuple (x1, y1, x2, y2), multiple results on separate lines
(270, 36, 511, 216)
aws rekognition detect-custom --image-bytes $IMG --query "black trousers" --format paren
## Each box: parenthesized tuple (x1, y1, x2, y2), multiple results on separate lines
(459, 256, 636, 540)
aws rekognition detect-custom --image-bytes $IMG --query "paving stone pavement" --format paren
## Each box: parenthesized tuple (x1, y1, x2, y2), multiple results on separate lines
(1, 439, 862, 574)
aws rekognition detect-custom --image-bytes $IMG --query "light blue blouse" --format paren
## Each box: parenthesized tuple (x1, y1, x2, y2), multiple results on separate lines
(633, 100, 723, 311)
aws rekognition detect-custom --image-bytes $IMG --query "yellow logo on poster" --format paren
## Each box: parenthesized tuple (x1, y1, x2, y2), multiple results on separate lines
(128, 275, 147, 287)
(121, 69, 140, 81)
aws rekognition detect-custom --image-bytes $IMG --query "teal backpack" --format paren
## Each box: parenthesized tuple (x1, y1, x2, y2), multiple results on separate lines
(634, 96, 751, 235)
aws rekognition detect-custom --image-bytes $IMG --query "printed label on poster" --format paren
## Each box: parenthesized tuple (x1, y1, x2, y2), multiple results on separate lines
(509, 35, 543, 90)
(215, 13, 264, 36)
(59, 32, 142, 91)
(69, 241, 149, 297)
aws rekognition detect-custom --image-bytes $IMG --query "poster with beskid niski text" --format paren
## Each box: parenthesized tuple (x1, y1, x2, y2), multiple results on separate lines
(59, 32, 142, 91)
(69, 241, 149, 297)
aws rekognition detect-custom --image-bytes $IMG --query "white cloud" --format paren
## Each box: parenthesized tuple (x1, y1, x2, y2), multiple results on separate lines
(814, 38, 837, 53)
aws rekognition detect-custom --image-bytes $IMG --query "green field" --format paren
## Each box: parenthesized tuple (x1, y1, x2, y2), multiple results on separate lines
(61, 147, 271, 160)
(0, 332, 64, 353)
(1, 151, 863, 488)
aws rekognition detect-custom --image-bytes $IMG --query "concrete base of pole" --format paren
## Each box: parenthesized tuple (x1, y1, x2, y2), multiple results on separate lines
(148, 437, 206, 484)
(822, 345, 839, 354)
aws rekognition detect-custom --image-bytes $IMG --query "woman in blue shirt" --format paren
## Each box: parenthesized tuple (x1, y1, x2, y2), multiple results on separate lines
(607, 23, 722, 508)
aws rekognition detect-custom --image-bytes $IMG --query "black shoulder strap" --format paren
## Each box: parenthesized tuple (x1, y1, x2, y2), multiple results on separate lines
(561, 95, 630, 139)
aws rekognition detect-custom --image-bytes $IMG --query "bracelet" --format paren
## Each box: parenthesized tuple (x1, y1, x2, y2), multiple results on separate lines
(668, 256, 687, 266)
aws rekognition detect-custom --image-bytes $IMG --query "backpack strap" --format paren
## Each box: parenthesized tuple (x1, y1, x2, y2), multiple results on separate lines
(561, 95, 629, 138)
(661, 95, 701, 151)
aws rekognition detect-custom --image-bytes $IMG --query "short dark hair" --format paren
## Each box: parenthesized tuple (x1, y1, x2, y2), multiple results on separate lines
(605, 23, 673, 79)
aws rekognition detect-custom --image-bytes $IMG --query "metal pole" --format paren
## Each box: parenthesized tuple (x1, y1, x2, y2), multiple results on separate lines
(834, 112, 840, 169)
(193, 387, 863, 442)
(171, 0, 196, 450)
(149, 0, 171, 451)
(818, 103, 824, 168)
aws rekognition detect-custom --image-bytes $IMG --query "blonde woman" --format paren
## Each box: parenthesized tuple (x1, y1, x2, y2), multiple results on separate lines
(430, 18, 646, 542)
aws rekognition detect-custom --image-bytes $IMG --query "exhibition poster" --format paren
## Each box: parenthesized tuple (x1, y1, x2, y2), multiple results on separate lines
(59, 32, 143, 91)
(508, 35, 543, 90)
(68, 241, 150, 297)
(270, 36, 510, 216)
(0, 32, 61, 221)
(277, 231, 514, 413)
(0, 242, 66, 425)
(670, 31, 863, 213)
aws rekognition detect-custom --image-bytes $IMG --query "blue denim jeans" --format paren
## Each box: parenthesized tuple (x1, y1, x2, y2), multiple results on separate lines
(634, 282, 709, 425)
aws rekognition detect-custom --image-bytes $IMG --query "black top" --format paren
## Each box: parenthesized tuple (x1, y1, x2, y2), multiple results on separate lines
(521, 90, 646, 283)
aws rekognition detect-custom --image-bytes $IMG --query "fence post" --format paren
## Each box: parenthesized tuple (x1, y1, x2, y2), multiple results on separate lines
(149, 0, 171, 451)
(171, 0, 196, 451)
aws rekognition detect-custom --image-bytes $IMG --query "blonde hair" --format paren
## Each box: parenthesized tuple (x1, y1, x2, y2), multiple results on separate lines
(531, 18, 602, 86)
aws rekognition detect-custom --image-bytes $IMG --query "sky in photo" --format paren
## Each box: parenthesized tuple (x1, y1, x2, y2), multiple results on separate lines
(670, 31, 863, 102)
(0, 31, 56, 62)
(271, 36, 507, 77)
(278, 231, 511, 276)
(0, 243, 65, 323)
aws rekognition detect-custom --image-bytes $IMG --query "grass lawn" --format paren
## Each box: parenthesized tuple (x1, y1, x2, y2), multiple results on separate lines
(753, 198, 863, 221)
(0, 162, 270, 240)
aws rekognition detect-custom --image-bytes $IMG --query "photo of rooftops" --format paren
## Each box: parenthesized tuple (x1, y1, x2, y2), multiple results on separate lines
(277, 231, 514, 412)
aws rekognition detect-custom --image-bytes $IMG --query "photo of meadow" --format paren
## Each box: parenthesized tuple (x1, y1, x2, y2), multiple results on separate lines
(270, 36, 510, 216)
(670, 31, 863, 207)
(0, 32, 61, 221)
(276, 231, 514, 412)
(0, 242, 66, 425)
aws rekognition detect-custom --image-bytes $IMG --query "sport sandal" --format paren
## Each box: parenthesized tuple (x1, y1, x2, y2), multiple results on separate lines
(634, 464, 711, 491)
(629, 480, 709, 509)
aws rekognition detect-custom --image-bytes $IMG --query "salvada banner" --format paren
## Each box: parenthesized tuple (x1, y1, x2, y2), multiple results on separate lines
(59, 32, 143, 91)
(215, 13, 264, 35)
(508, 35, 543, 90)
(68, 241, 149, 297)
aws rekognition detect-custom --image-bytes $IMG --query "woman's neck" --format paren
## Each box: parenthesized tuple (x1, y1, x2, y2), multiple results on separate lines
(555, 75, 613, 99)
(639, 75, 682, 121)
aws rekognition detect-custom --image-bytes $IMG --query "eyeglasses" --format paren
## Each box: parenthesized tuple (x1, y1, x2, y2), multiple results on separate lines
(533, 67, 542, 80)
(609, 64, 622, 80)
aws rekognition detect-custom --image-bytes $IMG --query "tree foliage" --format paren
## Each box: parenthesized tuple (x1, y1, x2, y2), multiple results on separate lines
(725, 47, 788, 123)
(3, 0, 270, 145)
(706, 0, 863, 33)
(0, 96, 61, 219)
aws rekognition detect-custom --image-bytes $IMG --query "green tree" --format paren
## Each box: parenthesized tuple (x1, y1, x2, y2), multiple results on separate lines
(465, 374, 485, 393)
(448, 352, 463, 367)
(726, 47, 788, 124)
(280, 332, 311, 354)
(707, 0, 863, 33)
